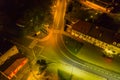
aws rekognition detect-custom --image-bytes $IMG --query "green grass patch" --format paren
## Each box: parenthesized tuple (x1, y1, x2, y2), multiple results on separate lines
(58, 69, 73, 80)
(63, 35, 84, 55)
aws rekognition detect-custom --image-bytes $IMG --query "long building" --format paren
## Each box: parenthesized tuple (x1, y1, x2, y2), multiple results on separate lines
(0, 37, 28, 80)
(65, 20, 120, 57)
(80, 0, 118, 13)
(0, 56, 28, 80)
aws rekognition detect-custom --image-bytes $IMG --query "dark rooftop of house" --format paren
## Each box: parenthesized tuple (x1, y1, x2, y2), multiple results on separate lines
(88, 26, 115, 44)
(0, 53, 24, 72)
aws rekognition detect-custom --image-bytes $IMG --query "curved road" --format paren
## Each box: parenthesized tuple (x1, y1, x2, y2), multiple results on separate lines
(54, 0, 120, 80)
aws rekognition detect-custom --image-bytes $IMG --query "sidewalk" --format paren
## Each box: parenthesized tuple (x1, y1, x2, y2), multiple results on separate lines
(27, 28, 53, 42)
(27, 28, 53, 49)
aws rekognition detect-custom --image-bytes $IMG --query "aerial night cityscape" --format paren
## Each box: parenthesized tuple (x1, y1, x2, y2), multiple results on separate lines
(0, 0, 120, 80)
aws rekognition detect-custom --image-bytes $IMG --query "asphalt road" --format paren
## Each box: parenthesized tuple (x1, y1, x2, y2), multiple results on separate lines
(56, 34, 120, 80)
(53, 0, 66, 30)
(3, 0, 120, 80)
(53, 0, 120, 80)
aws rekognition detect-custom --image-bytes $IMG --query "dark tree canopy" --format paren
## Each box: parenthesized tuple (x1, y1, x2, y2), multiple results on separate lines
(65, 0, 91, 22)
(95, 13, 119, 31)
(1, 0, 54, 36)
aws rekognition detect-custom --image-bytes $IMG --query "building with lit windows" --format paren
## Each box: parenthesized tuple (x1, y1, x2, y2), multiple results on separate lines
(65, 20, 120, 58)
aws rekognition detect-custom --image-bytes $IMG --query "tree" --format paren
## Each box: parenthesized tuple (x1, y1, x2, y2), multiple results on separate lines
(95, 13, 118, 31)
(37, 59, 48, 74)
(16, 0, 54, 36)
(65, 0, 90, 22)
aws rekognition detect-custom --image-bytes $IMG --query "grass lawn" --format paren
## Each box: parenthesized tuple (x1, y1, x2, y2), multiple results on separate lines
(62, 34, 84, 55)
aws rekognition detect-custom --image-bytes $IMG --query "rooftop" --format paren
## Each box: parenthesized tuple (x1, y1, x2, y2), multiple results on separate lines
(72, 20, 120, 45)
(0, 53, 24, 71)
